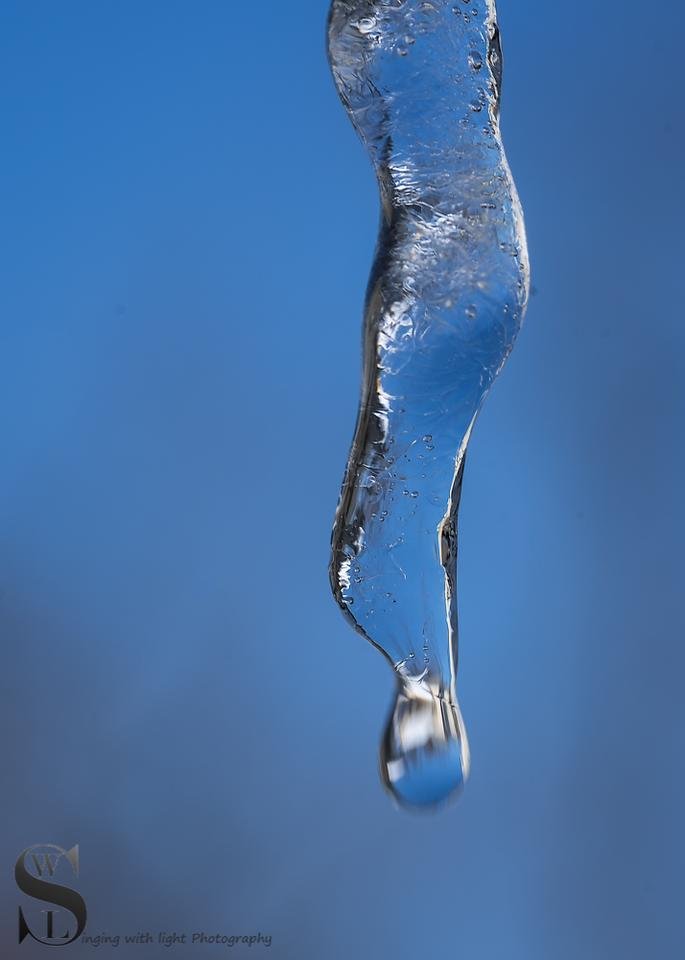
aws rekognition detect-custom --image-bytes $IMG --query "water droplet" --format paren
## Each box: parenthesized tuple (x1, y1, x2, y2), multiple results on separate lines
(381, 685, 469, 809)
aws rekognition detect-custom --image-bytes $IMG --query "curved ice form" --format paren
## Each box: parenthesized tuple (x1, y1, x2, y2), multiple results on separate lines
(328, 0, 529, 808)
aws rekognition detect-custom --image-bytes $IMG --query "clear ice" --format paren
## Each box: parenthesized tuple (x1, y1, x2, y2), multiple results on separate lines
(327, 0, 530, 808)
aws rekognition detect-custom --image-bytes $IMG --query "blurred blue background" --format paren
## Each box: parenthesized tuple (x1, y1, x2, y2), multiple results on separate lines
(1, 1, 683, 957)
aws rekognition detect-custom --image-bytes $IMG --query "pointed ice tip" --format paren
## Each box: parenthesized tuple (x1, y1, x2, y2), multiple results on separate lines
(380, 682, 470, 810)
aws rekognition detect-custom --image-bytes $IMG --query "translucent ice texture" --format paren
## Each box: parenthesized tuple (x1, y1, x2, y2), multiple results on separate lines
(328, 0, 529, 808)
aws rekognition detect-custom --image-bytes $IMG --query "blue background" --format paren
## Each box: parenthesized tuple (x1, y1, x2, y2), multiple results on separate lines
(1, 1, 683, 957)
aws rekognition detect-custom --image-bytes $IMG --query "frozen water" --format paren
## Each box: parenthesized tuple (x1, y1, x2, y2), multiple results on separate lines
(328, 0, 529, 808)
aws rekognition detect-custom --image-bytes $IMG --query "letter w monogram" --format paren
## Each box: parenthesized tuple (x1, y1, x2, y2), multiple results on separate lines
(29, 853, 60, 877)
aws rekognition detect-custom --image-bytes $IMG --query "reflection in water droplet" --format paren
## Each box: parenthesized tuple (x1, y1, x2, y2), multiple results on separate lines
(382, 683, 469, 808)
(327, 0, 529, 809)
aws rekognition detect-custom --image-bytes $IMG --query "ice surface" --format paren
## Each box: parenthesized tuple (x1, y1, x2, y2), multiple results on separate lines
(328, 0, 529, 808)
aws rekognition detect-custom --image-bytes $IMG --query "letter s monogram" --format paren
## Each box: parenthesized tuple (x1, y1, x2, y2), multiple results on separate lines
(15, 844, 87, 945)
